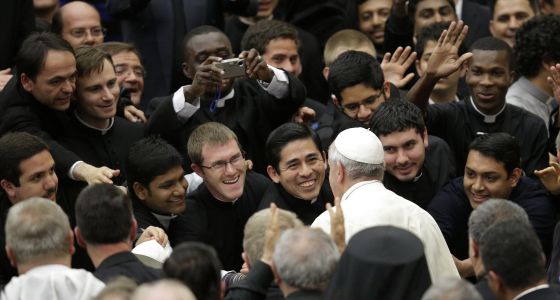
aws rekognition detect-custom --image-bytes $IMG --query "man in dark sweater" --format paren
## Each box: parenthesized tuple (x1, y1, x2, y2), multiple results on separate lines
(370, 100, 455, 209)
(74, 184, 160, 284)
(182, 122, 271, 271)
(428, 133, 556, 278)
(260, 123, 333, 225)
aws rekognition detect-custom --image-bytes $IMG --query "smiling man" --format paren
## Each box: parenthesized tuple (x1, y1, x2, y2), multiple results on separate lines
(370, 100, 455, 209)
(427, 133, 555, 278)
(0, 132, 59, 284)
(489, 0, 535, 48)
(259, 122, 333, 225)
(183, 122, 271, 271)
(408, 23, 548, 176)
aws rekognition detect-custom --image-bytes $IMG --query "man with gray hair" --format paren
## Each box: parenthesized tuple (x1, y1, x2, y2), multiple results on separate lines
(271, 227, 339, 299)
(421, 278, 482, 300)
(1, 197, 104, 299)
(312, 127, 459, 280)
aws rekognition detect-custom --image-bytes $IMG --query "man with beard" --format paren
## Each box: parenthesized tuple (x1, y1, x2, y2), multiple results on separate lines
(408, 21, 548, 176)
(0, 132, 60, 284)
(146, 26, 305, 174)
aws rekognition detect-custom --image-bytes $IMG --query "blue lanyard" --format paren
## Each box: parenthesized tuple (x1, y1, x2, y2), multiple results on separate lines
(210, 86, 221, 113)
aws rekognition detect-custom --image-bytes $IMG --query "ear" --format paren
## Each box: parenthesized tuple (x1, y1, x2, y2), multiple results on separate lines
(6, 246, 17, 268)
(182, 62, 192, 79)
(191, 163, 205, 178)
(422, 127, 429, 148)
(74, 227, 87, 249)
(332, 95, 341, 108)
(383, 81, 391, 99)
(489, 20, 496, 38)
(68, 230, 75, 256)
(20, 73, 34, 93)
(322, 67, 330, 80)
(487, 270, 506, 296)
(241, 251, 251, 269)
(130, 218, 138, 242)
(271, 261, 283, 286)
(509, 168, 522, 188)
(415, 59, 423, 76)
(469, 237, 480, 259)
(0, 179, 17, 203)
(133, 182, 148, 201)
(267, 165, 281, 183)
(336, 161, 345, 185)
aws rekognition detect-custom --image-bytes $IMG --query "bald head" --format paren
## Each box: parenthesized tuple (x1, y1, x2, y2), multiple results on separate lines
(131, 280, 196, 300)
(58, 1, 103, 49)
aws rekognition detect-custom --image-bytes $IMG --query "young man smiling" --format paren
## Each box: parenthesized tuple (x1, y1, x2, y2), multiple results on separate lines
(183, 122, 271, 271)
(427, 133, 555, 277)
(260, 122, 333, 225)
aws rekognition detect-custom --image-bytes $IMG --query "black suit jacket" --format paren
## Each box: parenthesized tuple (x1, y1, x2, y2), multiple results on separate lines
(94, 251, 160, 284)
(0, 0, 34, 69)
(517, 287, 560, 300)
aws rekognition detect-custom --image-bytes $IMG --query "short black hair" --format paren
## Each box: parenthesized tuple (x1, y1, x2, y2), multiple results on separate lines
(407, 0, 456, 23)
(369, 100, 425, 137)
(480, 220, 545, 290)
(266, 123, 323, 172)
(0, 132, 49, 186)
(126, 137, 184, 200)
(163, 242, 222, 300)
(328, 50, 384, 102)
(241, 19, 299, 54)
(468, 133, 520, 176)
(514, 15, 560, 78)
(182, 25, 225, 62)
(16, 32, 74, 81)
(415, 22, 466, 59)
(488, 0, 536, 19)
(75, 184, 132, 244)
(469, 37, 514, 71)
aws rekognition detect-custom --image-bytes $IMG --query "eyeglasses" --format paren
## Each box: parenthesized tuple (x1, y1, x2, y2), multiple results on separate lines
(68, 27, 107, 39)
(200, 152, 245, 172)
(115, 66, 146, 78)
(342, 91, 384, 115)
(279, 155, 324, 172)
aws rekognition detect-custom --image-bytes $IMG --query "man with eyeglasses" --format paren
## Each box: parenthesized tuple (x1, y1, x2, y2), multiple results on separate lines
(259, 122, 333, 225)
(326, 50, 394, 139)
(51, 1, 105, 49)
(182, 122, 271, 271)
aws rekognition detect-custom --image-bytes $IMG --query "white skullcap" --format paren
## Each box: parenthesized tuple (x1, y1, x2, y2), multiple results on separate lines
(333, 127, 384, 164)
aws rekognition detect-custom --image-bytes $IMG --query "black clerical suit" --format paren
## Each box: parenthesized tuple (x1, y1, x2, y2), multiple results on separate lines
(146, 72, 306, 174)
(516, 287, 560, 300)
(427, 177, 556, 261)
(0, 192, 16, 286)
(425, 97, 548, 176)
(0, 77, 80, 181)
(383, 135, 455, 209)
(258, 180, 333, 225)
(94, 251, 160, 284)
(180, 172, 271, 271)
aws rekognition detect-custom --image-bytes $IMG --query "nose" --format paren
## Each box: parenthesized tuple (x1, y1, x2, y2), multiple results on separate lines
(224, 161, 236, 175)
(373, 13, 383, 26)
(102, 86, 116, 101)
(280, 61, 297, 76)
(125, 71, 140, 82)
(299, 162, 313, 177)
(357, 105, 373, 122)
(396, 149, 409, 165)
(480, 73, 493, 86)
(83, 31, 96, 45)
(45, 172, 58, 190)
(472, 176, 484, 192)
(434, 12, 443, 23)
(508, 17, 521, 30)
(61, 78, 74, 93)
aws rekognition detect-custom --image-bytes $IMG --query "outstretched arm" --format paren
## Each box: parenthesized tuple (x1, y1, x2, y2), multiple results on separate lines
(406, 21, 472, 112)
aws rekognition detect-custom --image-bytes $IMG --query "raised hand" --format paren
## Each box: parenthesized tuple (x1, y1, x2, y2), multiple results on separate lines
(327, 196, 346, 253)
(136, 226, 169, 247)
(425, 21, 472, 79)
(239, 49, 273, 82)
(73, 162, 119, 185)
(547, 64, 560, 102)
(261, 203, 280, 266)
(381, 46, 417, 88)
(123, 105, 146, 123)
(535, 162, 560, 195)
(188, 56, 226, 99)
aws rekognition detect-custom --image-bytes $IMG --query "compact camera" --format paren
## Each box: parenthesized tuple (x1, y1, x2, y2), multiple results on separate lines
(215, 58, 246, 79)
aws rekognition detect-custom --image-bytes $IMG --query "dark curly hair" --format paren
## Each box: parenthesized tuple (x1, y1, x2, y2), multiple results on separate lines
(241, 19, 299, 54)
(514, 15, 560, 78)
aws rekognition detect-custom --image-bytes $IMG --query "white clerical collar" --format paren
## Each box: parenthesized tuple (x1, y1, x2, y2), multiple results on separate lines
(412, 171, 423, 183)
(470, 97, 506, 123)
(512, 284, 549, 300)
(151, 212, 177, 231)
(213, 89, 235, 108)
(74, 110, 114, 135)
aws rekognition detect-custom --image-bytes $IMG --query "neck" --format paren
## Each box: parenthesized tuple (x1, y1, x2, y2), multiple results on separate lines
(279, 283, 301, 298)
(17, 255, 72, 275)
(86, 242, 133, 268)
(76, 108, 110, 129)
(472, 258, 485, 279)
(528, 73, 554, 97)
(431, 87, 458, 103)
(340, 177, 380, 197)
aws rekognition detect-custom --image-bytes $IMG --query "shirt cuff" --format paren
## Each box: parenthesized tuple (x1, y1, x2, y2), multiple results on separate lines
(172, 86, 200, 121)
(258, 65, 289, 99)
(68, 161, 84, 181)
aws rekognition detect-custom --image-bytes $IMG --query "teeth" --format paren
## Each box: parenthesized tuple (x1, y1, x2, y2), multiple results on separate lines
(299, 180, 315, 187)
(223, 176, 239, 184)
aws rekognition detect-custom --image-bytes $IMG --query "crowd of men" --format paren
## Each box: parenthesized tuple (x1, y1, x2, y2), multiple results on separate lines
(1, 0, 560, 299)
